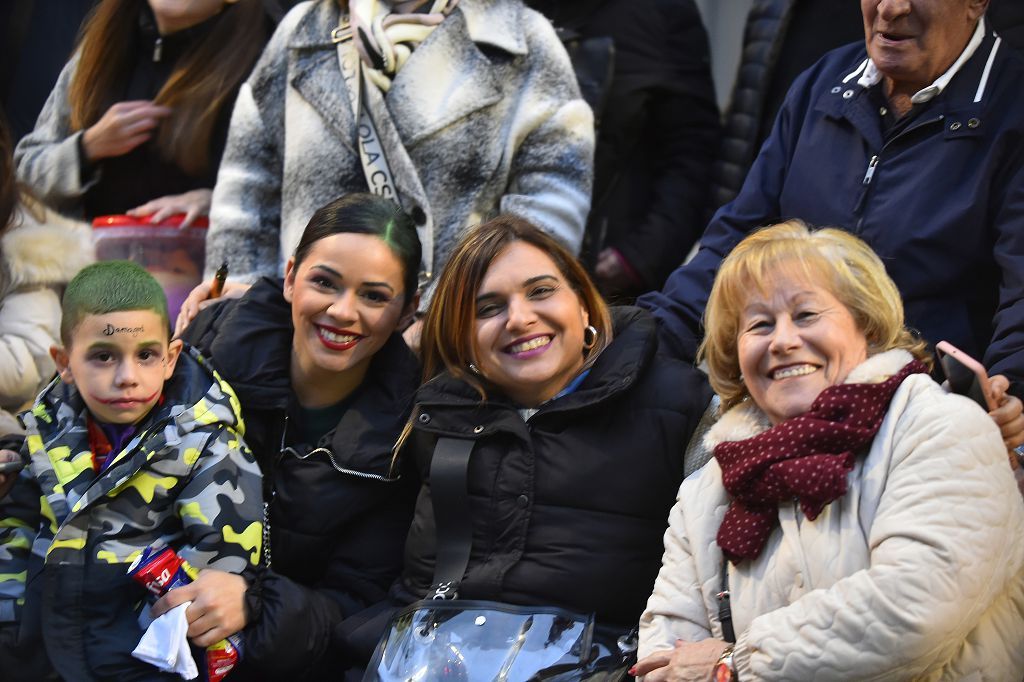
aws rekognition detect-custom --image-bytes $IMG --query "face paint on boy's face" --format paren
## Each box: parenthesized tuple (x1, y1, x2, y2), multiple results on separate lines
(103, 323, 145, 337)
(54, 310, 182, 425)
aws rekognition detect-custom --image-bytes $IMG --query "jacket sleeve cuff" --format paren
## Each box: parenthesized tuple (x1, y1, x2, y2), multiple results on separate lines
(732, 628, 755, 679)
(243, 565, 265, 627)
(75, 131, 101, 191)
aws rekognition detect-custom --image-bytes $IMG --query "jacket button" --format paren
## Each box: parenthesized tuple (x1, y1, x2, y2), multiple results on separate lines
(516, 494, 529, 508)
(968, 118, 980, 129)
(412, 207, 427, 225)
(473, 425, 484, 434)
(842, 89, 854, 99)
(949, 121, 962, 131)
(831, 86, 841, 94)
(418, 413, 431, 424)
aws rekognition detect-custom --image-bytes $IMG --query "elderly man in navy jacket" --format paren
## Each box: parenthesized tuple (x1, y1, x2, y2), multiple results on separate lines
(643, 0, 1024, 404)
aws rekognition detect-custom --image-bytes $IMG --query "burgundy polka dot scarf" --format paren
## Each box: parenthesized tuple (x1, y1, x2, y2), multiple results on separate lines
(715, 359, 928, 564)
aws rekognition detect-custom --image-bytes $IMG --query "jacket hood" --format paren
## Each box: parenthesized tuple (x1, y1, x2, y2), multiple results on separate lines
(1, 200, 93, 291)
(704, 348, 915, 449)
(414, 306, 658, 433)
(189, 277, 294, 410)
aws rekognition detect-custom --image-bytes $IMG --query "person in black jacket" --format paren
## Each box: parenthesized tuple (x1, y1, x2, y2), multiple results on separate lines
(354, 215, 711, 671)
(528, 0, 720, 298)
(155, 193, 423, 679)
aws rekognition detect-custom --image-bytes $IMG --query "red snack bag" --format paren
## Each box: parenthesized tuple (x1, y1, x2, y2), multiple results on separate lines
(128, 545, 243, 681)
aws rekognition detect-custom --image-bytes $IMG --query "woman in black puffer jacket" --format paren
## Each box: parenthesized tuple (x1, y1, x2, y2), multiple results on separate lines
(345, 215, 711, 673)
(167, 193, 422, 679)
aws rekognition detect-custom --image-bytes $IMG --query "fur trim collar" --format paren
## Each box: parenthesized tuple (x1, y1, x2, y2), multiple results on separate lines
(2, 204, 94, 290)
(704, 348, 915, 448)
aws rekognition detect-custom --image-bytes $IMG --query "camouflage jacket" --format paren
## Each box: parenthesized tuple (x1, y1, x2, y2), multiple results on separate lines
(0, 345, 262, 680)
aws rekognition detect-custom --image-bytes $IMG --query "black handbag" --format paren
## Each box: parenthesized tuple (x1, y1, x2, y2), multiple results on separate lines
(362, 438, 635, 682)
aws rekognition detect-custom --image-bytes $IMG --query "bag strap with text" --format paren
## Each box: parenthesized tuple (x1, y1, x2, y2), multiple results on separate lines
(334, 17, 401, 206)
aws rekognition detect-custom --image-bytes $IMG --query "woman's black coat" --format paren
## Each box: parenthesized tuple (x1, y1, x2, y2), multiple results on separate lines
(528, 0, 720, 292)
(182, 277, 420, 679)
(399, 307, 712, 631)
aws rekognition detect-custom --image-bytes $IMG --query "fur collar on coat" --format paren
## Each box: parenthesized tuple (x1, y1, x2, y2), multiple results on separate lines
(1, 198, 93, 296)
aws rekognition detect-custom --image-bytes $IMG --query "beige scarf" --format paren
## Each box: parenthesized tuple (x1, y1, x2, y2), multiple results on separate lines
(348, 0, 459, 91)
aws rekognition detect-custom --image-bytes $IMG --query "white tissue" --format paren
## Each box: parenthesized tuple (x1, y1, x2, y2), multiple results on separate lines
(132, 601, 199, 680)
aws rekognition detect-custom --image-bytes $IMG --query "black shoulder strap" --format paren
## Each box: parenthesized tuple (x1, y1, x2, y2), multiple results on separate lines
(717, 559, 736, 643)
(428, 437, 475, 599)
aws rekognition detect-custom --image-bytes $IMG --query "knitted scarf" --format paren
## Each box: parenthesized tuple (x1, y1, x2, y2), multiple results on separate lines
(349, 0, 459, 91)
(715, 359, 927, 563)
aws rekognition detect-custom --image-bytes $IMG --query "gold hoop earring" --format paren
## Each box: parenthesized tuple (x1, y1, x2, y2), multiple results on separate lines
(582, 325, 598, 351)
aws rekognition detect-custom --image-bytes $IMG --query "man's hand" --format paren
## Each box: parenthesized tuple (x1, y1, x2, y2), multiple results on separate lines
(988, 374, 1024, 450)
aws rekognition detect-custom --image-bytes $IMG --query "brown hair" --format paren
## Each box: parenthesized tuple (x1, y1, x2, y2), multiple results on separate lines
(420, 215, 612, 397)
(395, 216, 612, 456)
(699, 220, 931, 412)
(68, 0, 265, 176)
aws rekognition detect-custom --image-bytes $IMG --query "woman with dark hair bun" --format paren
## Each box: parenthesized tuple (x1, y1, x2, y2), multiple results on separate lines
(14, 0, 271, 225)
(162, 192, 423, 678)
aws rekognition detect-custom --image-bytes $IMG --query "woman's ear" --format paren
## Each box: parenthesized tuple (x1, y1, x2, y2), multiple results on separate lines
(398, 293, 421, 331)
(50, 346, 73, 385)
(283, 257, 298, 303)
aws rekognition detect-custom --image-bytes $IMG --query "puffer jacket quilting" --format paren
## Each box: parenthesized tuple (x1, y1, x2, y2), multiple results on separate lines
(640, 349, 1024, 680)
(0, 345, 263, 680)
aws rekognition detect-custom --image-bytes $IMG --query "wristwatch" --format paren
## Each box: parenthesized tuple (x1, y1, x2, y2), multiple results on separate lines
(712, 645, 736, 682)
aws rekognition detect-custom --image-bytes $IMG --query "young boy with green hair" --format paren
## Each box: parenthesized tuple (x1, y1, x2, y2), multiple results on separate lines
(0, 261, 262, 679)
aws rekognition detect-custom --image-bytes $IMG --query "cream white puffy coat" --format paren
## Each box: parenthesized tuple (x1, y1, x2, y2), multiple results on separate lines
(0, 202, 92, 432)
(640, 350, 1024, 681)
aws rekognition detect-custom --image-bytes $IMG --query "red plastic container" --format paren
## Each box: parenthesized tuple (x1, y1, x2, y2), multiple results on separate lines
(92, 214, 209, 323)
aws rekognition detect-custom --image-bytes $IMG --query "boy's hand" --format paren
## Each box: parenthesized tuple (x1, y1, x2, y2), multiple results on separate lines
(0, 450, 21, 498)
(151, 569, 248, 647)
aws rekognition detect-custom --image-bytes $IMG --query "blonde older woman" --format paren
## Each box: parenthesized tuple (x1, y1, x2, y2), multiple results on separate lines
(635, 221, 1024, 681)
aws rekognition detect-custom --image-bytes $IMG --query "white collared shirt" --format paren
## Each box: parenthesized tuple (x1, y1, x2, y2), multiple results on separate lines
(856, 16, 986, 103)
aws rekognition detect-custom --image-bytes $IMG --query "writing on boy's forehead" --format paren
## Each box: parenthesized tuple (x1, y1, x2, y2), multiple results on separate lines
(103, 324, 145, 337)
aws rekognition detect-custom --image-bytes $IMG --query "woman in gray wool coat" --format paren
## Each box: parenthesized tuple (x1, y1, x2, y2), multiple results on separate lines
(186, 0, 594, 326)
